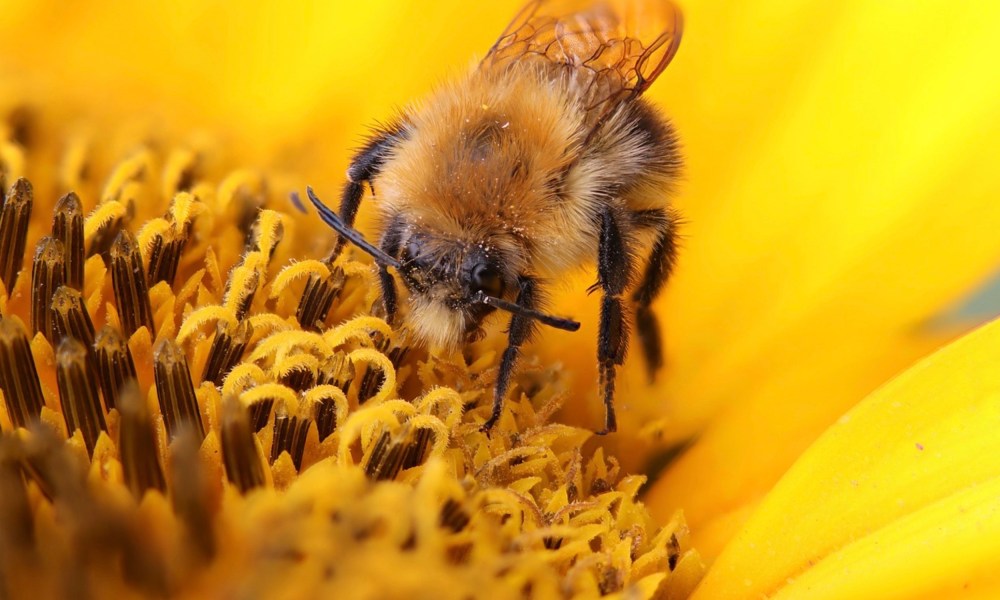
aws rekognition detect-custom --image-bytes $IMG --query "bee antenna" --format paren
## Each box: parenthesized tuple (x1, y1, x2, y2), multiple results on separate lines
(305, 186, 402, 269)
(475, 292, 581, 332)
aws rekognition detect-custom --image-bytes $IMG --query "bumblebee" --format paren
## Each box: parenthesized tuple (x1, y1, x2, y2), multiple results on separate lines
(308, 0, 683, 433)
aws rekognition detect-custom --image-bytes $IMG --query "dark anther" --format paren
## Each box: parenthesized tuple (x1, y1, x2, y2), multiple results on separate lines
(153, 338, 205, 442)
(52, 192, 85, 290)
(110, 229, 155, 338)
(313, 396, 339, 441)
(220, 396, 266, 494)
(55, 337, 108, 457)
(0, 178, 33, 292)
(201, 319, 253, 387)
(117, 381, 166, 498)
(270, 408, 312, 471)
(0, 316, 45, 428)
(50, 286, 97, 355)
(296, 266, 346, 331)
(146, 212, 194, 287)
(94, 325, 139, 411)
(168, 428, 216, 559)
(247, 399, 273, 433)
(30, 236, 66, 340)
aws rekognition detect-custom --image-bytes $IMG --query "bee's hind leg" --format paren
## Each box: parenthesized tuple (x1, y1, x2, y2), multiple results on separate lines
(630, 208, 680, 381)
(595, 207, 638, 435)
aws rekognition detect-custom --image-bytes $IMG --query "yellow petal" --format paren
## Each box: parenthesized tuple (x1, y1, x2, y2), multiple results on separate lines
(692, 315, 1000, 598)
(643, 0, 1000, 547)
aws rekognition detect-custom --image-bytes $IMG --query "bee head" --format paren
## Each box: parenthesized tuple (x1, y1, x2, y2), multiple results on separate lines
(398, 229, 512, 349)
(303, 187, 579, 352)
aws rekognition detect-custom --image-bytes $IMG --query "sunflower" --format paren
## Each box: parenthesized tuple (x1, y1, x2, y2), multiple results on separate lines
(1, 1, 1000, 598)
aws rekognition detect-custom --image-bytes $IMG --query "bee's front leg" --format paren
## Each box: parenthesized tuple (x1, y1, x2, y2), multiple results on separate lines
(333, 124, 406, 257)
(375, 217, 405, 325)
(481, 277, 538, 433)
(596, 207, 637, 435)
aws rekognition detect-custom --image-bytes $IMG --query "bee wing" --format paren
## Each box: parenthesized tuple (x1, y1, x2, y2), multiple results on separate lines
(483, 0, 683, 123)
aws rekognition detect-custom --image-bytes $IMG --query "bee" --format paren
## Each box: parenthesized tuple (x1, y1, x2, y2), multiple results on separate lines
(307, 0, 683, 433)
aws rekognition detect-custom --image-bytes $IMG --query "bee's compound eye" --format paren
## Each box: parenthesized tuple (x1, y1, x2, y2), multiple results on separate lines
(402, 239, 422, 265)
(471, 263, 504, 298)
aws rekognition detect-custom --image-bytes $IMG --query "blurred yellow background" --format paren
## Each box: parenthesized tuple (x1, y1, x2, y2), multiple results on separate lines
(4, 0, 1000, 558)
(0, 1, 522, 176)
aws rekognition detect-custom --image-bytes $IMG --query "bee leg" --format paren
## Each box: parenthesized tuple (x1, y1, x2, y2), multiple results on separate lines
(376, 218, 405, 325)
(333, 127, 405, 256)
(377, 266, 397, 324)
(596, 207, 637, 435)
(481, 277, 539, 432)
(631, 209, 679, 381)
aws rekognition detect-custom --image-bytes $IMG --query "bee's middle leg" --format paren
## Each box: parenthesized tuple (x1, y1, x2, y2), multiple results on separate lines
(596, 207, 637, 434)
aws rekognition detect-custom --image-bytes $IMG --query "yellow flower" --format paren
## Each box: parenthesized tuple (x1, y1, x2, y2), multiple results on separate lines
(0, 135, 700, 597)
(1, 0, 1000, 598)
(693, 316, 1000, 598)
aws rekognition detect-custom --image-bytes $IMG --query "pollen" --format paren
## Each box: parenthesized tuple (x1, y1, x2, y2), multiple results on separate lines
(0, 109, 704, 598)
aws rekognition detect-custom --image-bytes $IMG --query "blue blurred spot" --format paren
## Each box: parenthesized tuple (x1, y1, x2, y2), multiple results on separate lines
(925, 270, 1000, 333)
(289, 191, 307, 214)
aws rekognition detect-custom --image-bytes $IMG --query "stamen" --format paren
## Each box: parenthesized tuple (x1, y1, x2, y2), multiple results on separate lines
(296, 265, 345, 331)
(117, 381, 166, 498)
(0, 435, 35, 551)
(168, 428, 215, 559)
(0, 316, 45, 428)
(358, 335, 409, 404)
(313, 397, 338, 441)
(248, 210, 284, 259)
(52, 192, 84, 290)
(226, 185, 265, 241)
(16, 425, 84, 504)
(6, 105, 35, 148)
(247, 399, 273, 432)
(398, 427, 432, 471)
(0, 178, 33, 292)
(30, 236, 65, 340)
(50, 286, 97, 351)
(223, 270, 259, 321)
(439, 498, 470, 533)
(269, 406, 311, 471)
(86, 203, 128, 261)
(146, 210, 193, 287)
(280, 366, 315, 393)
(201, 319, 253, 387)
(55, 337, 108, 457)
(220, 396, 265, 494)
(668, 533, 681, 570)
(364, 431, 405, 481)
(153, 339, 205, 441)
(94, 325, 139, 411)
(315, 354, 354, 390)
(111, 229, 155, 338)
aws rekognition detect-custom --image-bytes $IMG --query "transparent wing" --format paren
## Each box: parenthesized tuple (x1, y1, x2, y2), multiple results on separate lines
(482, 0, 683, 122)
